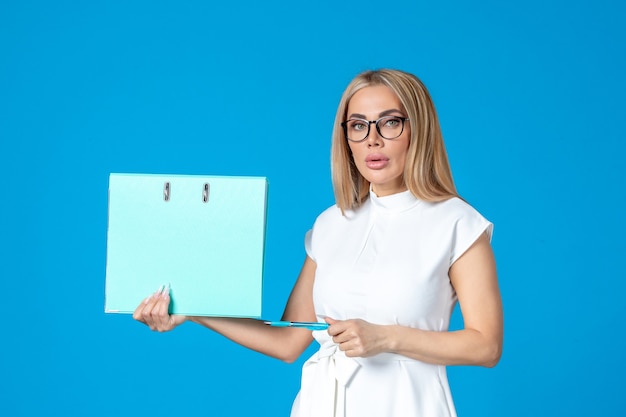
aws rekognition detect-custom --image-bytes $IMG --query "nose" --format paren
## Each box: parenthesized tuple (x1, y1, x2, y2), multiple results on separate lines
(366, 124, 383, 147)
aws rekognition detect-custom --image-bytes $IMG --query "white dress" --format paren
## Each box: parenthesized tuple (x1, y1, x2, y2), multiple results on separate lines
(290, 189, 493, 417)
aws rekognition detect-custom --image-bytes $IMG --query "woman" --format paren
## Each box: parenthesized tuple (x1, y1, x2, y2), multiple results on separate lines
(134, 69, 503, 417)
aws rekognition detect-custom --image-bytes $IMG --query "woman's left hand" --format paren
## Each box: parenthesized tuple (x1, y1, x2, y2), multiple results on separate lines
(325, 317, 390, 358)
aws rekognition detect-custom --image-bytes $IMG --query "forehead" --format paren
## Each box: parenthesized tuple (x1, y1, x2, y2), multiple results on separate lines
(347, 85, 404, 115)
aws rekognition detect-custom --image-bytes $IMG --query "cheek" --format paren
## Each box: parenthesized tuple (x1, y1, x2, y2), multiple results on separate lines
(393, 141, 410, 166)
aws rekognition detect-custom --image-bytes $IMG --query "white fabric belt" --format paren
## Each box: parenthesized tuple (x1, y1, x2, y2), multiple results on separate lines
(298, 341, 359, 417)
(297, 340, 414, 417)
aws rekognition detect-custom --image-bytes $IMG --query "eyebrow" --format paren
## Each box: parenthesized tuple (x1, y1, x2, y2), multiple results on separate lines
(347, 109, 405, 120)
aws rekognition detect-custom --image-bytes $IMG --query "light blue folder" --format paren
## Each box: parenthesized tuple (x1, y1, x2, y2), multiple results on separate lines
(105, 173, 268, 318)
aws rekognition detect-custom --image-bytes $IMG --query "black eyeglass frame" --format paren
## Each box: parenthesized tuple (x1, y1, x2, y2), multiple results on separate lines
(341, 116, 410, 143)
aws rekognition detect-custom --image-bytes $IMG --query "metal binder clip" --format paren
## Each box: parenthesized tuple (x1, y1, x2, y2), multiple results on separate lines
(164, 181, 171, 202)
(202, 182, 210, 203)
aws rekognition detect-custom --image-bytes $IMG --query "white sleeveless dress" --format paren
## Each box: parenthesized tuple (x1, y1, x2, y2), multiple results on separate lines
(291, 189, 493, 417)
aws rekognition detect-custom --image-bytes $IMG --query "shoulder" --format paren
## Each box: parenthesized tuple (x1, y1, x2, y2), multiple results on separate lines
(307, 200, 369, 247)
(421, 197, 493, 241)
(305, 203, 350, 262)
(315, 203, 344, 224)
(423, 197, 487, 223)
(313, 199, 368, 227)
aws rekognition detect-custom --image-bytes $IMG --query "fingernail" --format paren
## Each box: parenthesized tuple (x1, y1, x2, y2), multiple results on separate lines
(150, 285, 162, 299)
(161, 283, 170, 298)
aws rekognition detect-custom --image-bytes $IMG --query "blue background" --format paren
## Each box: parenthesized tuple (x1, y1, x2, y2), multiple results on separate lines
(1, 1, 624, 416)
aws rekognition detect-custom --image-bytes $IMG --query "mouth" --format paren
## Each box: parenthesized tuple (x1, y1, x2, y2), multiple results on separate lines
(365, 154, 390, 170)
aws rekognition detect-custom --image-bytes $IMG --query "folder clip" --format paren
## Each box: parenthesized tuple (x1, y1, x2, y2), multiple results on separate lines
(164, 182, 171, 202)
(203, 183, 210, 203)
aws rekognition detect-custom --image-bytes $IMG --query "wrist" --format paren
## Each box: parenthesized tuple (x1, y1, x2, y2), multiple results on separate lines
(384, 325, 401, 353)
(385, 325, 422, 354)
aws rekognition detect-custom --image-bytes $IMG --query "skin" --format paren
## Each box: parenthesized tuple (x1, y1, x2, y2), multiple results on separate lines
(134, 86, 503, 368)
(345, 85, 410, 197)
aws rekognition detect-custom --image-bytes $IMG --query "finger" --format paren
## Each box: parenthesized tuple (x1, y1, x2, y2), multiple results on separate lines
(132, 296, 152, 323)
(337, 338, 359, 354)
(325, 317, 345, 336)
(154, 288, 172, 331)
(331, 323, 356, 344)
(169, 314, 187, 328)
(141, 288, 164, 329)
(146, 287, 166, 330)
(333, 331, 353, 345)
(344, 348, 362, 358)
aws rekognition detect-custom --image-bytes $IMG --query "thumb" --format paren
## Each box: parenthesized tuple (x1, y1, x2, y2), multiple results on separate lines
(170, 314, 187, 328)
(324, 317, 338, 325)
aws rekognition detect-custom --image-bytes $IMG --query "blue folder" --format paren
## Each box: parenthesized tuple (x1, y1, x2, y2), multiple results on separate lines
(105, 173, 268, 318)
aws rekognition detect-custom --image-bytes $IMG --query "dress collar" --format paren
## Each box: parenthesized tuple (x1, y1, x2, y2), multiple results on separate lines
(368, 187, 422, 213)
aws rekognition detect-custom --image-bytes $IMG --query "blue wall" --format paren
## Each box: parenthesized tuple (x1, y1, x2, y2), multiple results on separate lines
(1, 1, 625, 416)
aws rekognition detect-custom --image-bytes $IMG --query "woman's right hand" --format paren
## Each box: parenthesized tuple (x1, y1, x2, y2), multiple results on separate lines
(132, 285, 187, 332)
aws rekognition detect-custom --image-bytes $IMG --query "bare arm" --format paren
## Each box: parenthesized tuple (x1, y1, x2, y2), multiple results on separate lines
(134, 256, 318, 363)
(328, 232, 503, 367)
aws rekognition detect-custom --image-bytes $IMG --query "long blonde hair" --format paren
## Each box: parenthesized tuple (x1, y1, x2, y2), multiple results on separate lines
(331, 69, 458, 212)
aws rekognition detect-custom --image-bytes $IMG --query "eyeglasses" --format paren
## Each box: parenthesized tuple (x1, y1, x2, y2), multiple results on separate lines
(341, 115, 409, 142)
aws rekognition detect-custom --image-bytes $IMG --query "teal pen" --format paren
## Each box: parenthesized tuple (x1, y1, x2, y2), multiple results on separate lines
(264, 321, 329, 331)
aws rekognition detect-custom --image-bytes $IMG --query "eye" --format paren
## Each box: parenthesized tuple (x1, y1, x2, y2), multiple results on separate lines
(382, 117, 401, 128)
(349, 120, 368, 131)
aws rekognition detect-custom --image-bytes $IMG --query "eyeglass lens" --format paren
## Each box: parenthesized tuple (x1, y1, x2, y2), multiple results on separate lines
(345, 116, 405, 142)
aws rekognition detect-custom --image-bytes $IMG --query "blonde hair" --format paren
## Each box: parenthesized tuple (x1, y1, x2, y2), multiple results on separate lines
(331, 69, 458, 212)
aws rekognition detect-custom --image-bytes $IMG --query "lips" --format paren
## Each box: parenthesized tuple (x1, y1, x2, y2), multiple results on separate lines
(365, 153, 390, 170)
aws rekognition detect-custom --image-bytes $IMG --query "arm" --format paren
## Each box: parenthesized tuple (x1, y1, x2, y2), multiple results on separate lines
(327, 232, 503, 367)
(134, 256, 318, 363)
